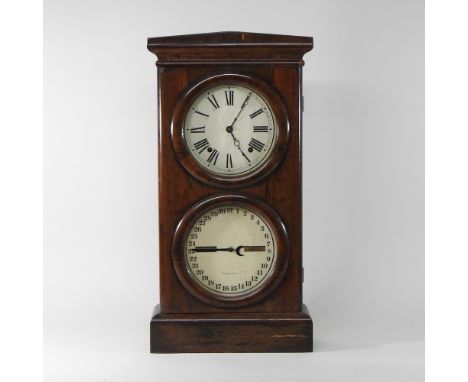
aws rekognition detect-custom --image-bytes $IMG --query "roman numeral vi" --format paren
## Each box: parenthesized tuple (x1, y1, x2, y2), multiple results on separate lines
(226, 153, 233, 168)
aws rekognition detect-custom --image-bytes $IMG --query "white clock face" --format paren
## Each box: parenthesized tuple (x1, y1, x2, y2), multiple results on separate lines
(183, 84, 277, 176)
(185, 204, 276, 296)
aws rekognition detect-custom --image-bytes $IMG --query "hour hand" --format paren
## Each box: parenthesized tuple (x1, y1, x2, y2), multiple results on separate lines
(227, 131, 251, 163)
(194, 246, 234, 252)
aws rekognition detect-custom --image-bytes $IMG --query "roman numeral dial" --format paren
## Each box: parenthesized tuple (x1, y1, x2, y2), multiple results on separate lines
(183, 83, 277, 176)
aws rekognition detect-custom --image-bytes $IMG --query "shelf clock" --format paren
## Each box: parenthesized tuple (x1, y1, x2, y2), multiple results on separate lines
(147, 32, 313, 353)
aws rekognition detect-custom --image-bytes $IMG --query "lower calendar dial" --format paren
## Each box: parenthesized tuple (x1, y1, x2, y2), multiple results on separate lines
(185, 205, 276, 296)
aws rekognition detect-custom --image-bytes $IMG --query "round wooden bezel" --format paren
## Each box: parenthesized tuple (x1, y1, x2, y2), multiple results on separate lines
(171, 193, 290, 308)
(171, 73, 290, 188)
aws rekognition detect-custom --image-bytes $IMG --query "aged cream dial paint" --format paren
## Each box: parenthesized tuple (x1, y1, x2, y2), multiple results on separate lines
(185, 204, 276, 296)
(183, 84, 277, 176)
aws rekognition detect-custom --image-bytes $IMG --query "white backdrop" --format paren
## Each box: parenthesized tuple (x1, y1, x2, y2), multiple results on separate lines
(44, 0, 424, 381)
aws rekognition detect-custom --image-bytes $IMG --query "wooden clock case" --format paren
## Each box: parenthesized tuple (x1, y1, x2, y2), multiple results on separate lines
(147, 32, 313, 353)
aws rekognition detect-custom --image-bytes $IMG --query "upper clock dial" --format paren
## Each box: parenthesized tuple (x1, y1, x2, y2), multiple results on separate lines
(183, 84, 277, 176)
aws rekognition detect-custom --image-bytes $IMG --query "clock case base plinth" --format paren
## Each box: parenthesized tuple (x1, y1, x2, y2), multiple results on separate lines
(150, 305, 313, 353)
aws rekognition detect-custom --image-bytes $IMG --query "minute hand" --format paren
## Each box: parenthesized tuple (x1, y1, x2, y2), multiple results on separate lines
(229, 92, 252, 128)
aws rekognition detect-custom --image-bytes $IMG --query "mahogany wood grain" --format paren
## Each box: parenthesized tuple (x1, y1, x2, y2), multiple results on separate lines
(147, 32, 313, 353)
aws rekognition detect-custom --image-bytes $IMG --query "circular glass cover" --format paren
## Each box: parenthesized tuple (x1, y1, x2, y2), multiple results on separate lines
(185, 204, 277, 296)
(183, 84, 277, 176)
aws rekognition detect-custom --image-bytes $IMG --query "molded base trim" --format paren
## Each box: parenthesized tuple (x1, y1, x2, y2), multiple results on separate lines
(150, 305, 313, 353)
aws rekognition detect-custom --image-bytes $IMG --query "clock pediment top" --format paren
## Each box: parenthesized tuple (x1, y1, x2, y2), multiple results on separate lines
(147, 31, 313, 64)
(148, 31, 313, 47)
